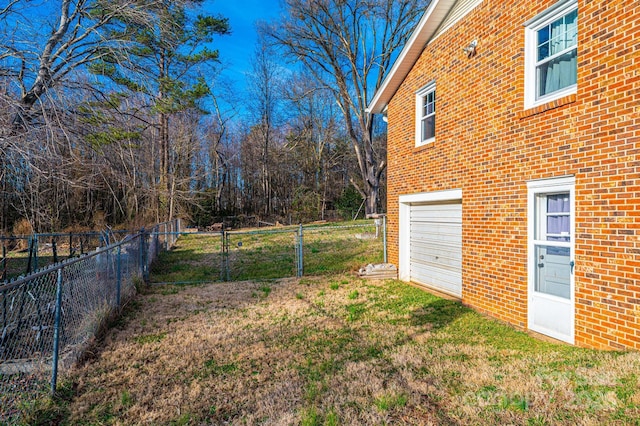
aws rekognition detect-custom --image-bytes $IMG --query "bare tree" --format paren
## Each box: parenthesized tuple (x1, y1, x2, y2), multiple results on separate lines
(263, 0, 428, 215)
(0, 0, 161, 232)
(246, 40, 285, 217)
(285, 73, 341, 219)
(205, 84, 239, 213)
(0, 0, 158, 130)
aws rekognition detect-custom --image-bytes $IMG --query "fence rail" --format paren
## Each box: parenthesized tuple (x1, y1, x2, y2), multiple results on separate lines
(150, 218, 387, 285)
(0, 219, 180, 424)
(0, 218, 384, 423)
(1, 229, 140, 281)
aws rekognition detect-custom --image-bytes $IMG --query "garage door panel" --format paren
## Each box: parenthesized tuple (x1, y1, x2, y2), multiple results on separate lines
(411, 258, 460, 274)
(410, 250, 461, 268)
(411, 231, 461, 245)
(411, 203, 461, 214)
(409, 241, 461, 259)
(411, 225, 462, 241)
(411, 265, 462, 295)
(410, 215, 461, 224)
(411, 211, 462, 222)
(409, 201, 462, 297)
(411, 264, 461, 285)
(411, 222, 461, 234)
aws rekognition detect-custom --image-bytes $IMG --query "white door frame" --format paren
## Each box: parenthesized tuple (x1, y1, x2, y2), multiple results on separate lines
(398, 189, 462, 283)
(527, 176, 576, 344)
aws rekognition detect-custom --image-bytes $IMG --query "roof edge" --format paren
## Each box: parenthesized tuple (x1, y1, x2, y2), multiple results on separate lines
(367, 0, 457, 114)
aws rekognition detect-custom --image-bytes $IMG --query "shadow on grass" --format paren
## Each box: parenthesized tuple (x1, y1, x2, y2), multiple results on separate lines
(410, 298, 470, 330)
(286, 280, 467, 425)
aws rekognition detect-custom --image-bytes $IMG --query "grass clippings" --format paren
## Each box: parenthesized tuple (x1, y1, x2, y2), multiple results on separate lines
(41, 276, 640, 425)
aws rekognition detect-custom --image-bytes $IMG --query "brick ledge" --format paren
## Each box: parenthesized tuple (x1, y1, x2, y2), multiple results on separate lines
(413, 141, 435, 153)
(518, 93, 577, 119)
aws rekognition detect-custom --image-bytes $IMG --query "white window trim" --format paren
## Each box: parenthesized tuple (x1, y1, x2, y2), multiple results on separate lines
(415, 82, 436, 147)
(526, 176, 575, 344)
(523, 0, 577, 110)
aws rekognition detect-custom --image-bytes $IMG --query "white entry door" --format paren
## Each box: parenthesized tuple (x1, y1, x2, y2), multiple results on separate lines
(528, 177, 575, 343)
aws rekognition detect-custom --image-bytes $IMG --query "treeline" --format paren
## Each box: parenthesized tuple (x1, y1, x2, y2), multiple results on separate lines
(0, 0, 426, 233)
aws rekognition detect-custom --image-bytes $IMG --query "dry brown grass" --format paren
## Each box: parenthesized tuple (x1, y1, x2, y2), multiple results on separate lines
(57, 276, 640, 425)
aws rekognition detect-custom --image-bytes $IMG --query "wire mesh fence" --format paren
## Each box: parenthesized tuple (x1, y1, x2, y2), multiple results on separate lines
(1, 218, 381, 422)
(149, 219, 387, 285)
(226, 228, 299, 281)
(1, 230, 136, 282)
(302, 221, 386, 275)
(0, 219, 180, 424)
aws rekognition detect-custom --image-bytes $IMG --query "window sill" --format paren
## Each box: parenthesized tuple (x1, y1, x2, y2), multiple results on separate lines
(413, 140, 435, 152)
(519, 94, 576, 119)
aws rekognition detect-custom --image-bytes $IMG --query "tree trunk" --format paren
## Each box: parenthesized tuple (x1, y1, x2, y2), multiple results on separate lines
(159, 111, 172, 220)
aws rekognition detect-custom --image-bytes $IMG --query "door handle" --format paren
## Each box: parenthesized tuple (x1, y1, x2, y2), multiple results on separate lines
(570, 260, 575, 274)
(537, 263, 544, 268)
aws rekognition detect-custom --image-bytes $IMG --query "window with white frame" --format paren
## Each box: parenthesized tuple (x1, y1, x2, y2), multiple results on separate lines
(415, 83, 435, 146)
(524, 0, 577, 109)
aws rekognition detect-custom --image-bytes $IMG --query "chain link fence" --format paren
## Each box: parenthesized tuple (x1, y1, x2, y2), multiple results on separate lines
(150, 219, 387, 285)
(1, 218, 381, 422)
(1, 230, 137, 281)
(0, 219, 180, 423)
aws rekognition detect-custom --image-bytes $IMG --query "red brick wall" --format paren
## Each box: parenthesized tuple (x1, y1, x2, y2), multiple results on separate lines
(385, 0, 640, 349)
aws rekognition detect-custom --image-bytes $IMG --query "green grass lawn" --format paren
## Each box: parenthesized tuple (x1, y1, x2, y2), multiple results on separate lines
(23, 277, 640, 425)
(16, 229, 640, 425)
(150, 222, 384, 283)
(150, 233, 224, 283)
(303, 225, 383, 275)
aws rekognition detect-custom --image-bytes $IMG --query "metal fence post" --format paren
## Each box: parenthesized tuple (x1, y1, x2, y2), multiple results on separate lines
(34, 234, 39, 272)
(164, 223, 168, 250)
(2, 243, 6, 281)
(0, 220, 192, 414)
(51, 268, 63, 395)
(138, 228, 144, 279)
(52, 238, 58, 264)
(220, 231, 225, 281)
(145, 230, 151, 282)
(116, 245, 122, 308)
(298, 224, 304, 277)
(26, 236, 32, 274)
(225, 231, 230, 282)
(155, 226, 160, 258)
(383, 215, 388, 264)
(174, 219, 179, 245)
(138, 231, 144, 278)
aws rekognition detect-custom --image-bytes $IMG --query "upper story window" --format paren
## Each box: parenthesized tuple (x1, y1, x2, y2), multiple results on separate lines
(415, 82, 435, 146)
(524, 0, 577, 109)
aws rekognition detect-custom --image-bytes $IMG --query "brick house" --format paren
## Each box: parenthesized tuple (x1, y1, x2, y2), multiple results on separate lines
(367, 0, 639, 349)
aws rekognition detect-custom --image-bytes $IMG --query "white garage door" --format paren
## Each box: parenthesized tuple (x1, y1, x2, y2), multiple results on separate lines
(409, 201, 462, 297)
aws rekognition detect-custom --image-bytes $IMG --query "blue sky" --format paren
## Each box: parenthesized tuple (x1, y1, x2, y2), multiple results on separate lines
(208, 1, 284, 92)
